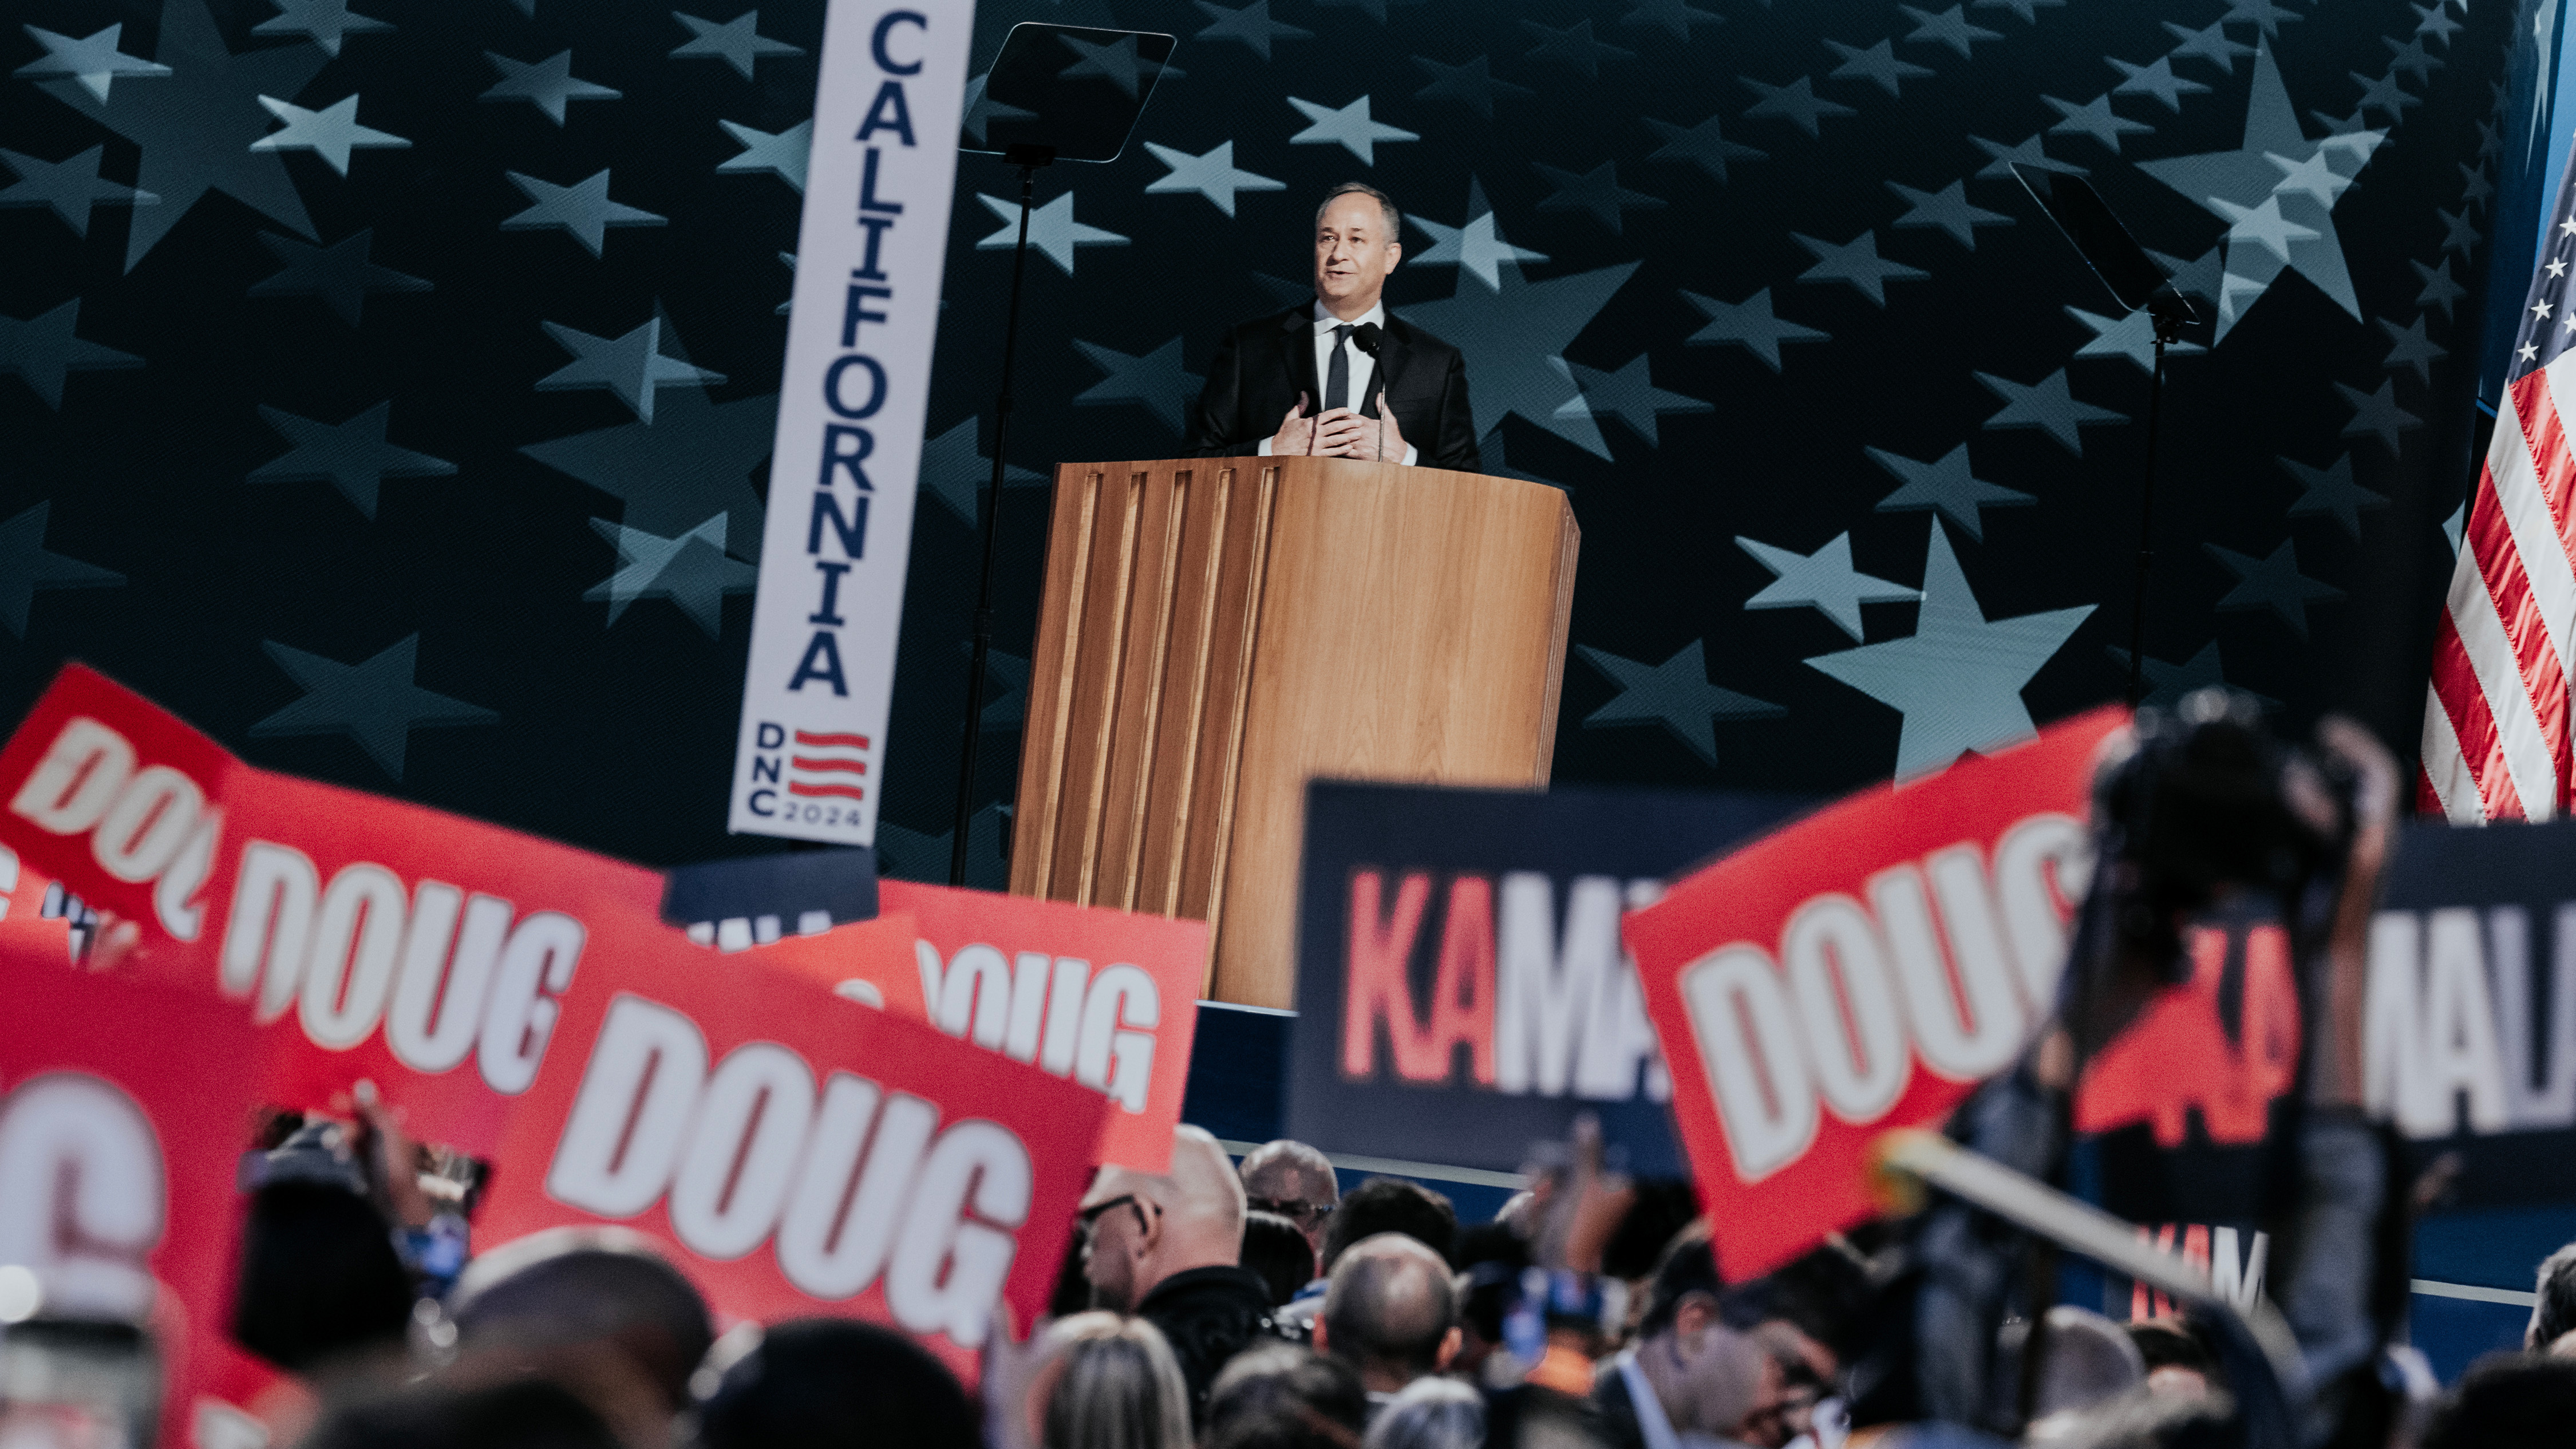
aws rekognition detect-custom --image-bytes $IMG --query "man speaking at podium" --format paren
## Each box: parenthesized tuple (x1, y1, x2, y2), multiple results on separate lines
(1187, 183, 1482, 472)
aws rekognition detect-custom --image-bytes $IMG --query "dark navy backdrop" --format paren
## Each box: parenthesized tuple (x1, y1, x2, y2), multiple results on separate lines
(0, 0, 2524, 883)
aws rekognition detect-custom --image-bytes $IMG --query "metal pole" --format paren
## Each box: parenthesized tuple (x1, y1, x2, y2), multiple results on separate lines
(2125, 329, 2168, 709)
(951, 160, 1040, 885)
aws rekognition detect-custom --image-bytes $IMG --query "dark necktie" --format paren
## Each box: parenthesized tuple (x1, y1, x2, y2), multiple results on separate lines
(1324, 324, 1351, 412)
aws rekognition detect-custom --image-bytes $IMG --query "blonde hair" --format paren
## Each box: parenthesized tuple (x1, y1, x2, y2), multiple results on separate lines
(1040, 1313, 1192, 1449)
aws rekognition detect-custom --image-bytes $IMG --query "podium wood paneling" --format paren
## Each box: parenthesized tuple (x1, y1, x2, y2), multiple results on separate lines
(1009, 456, 1578, 1008)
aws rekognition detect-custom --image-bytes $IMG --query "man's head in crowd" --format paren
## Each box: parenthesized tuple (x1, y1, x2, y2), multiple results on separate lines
(1362, 1375, 1483, 1449)
(445, 1227, 714, 1446)
(1717, 1240, 1872, 1446)
(1239, 1139, 1341, 1258)
(232, 1180, 416, 1376)
(1317, 1233, 1461, 1393)
(692, 1318, 977, 1449)
(1082, 1124, 1249, 1314)
(1625, 1223, 1783, 1444)
(2531, 1243, 2576, 1349)
(1204, 1343, 1369, 1449)
(2127, 1320, 2219, 1400)
(2012, 1306, 2147, 1440)
(1321, 1178, 1457, 1274)
(2424, 1353, 2576, 1449)
(1243, 1210, 1321, 1307)
(301, 1377, 620, 1449)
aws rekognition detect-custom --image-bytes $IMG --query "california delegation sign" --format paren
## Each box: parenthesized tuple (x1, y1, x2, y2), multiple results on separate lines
(729, 1, 971, 845)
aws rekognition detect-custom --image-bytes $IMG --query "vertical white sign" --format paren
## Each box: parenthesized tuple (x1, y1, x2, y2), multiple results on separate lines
(730, 1, 971, 844)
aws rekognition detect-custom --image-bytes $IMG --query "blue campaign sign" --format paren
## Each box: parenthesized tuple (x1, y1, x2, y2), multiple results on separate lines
(1287, 780, 1808, 1178)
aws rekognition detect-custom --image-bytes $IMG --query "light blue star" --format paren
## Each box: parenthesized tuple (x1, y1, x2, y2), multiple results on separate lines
(1978, 369, 2126, 453)
(1534, 161, 1663, 235)
(1808, 522, 2094, 780)
(1195, 0, 1311, 60)
(1866, 443, 2031, 540)
(1286, 94, 1417, 165)
(1742, 74, 1855, 136)
(1520, 18, 1633, 80)
(521, 381, 776, 559)
(2066, 306, 2207, 372)
(252, 0, 390, 57)
(2379, 313, 2446, 385)
(1577, 639, 1783, 765)
(586, 514, 756, 636)
(2043, 92, 2153, 153)
(0, 299, 142, 409)
(2162, 18, 2255, 73)
(2412, 256, 2467, 319)
(503, 169, 666, 256)
(2436, 204, 2480, 256)
(0, 147, 156, 238)
(1058, 31, 1177, 97)
(2414, 2, 2463, 45)
(1972, 0, 2062, 22)
(250, 230, 429, 325)
(1403, 261, 1639, 459)
(2382, 34, 2443, 81)
(2336, 378, 2419, 453)
(536, 316, 725, 424)
(1899, 4, 2002, 58)
(1558, 354, 1710, 446)
(973, 191, 1128, 276)
(15, 23, 168, 102)
(2204, 539, 2341, 637)
(2107, 54, 2210, 112)
(250, 401, 456, 519)
(1887, 179, 2011, 249)
(716, 119, 810, 193)
(0, 503, 121, 636)
(1408, 178, 1548, 291)
(1143, 140, 1283, 218)
(1737, 532, 1918, 639)
(1824, 38, 1933, 97)
(2136, 47, 2380, 340)
(34, 0, 325, 273)
(2349, 69, 2417, 124)
(481, 50, 620, 125)
(2224, 0, 2300, 37)
(1641, 113, 1767, 184)
(1794, 230, 1927, 306)
(2277, 453, 2385, 538)
(1410, 54, 1534, 120)
(249, 634, 496, 780)
(1681, 287, 1828, 372)
(669, 10, 801, 80)
(252, 94, 409, 176)
(917, 417, 1043, 527)
(1970, 133, 2085, 180)
(2104, 641, 2267, 712)
(1071, 337, 1203, 432)
(1621, 0, 1722, 38)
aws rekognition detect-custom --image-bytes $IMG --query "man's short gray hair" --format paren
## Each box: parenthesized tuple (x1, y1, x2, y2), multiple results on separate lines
(1316, 181, 1401, 241)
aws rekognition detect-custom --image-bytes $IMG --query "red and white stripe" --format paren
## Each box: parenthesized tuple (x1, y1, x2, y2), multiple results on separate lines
(2421, 359, 2576, 822)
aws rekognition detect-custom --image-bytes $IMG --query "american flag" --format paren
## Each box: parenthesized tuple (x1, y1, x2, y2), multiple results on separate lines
(787, 729, 869, 804)
(2421, 159, 2576, 822)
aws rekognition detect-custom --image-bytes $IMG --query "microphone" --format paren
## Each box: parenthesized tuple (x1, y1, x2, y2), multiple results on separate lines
(1350, 322, 1383, 357)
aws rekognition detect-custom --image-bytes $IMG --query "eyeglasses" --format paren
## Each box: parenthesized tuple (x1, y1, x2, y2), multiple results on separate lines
(1079, 1194, 1159, 1236)
(1247, 1197, 1336, 1228)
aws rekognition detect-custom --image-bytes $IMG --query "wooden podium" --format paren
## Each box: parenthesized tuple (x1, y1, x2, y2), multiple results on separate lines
(1006, 455, 1578, 1008)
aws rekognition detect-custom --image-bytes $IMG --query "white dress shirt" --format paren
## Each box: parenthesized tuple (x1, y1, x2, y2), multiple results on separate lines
(1257, 298, 1418, 465)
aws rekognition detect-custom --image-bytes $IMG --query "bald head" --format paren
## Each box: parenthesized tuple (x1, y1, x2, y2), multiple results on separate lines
(1319, 1233, 1458, 1392)
(1082, 1126, 1248, 1312)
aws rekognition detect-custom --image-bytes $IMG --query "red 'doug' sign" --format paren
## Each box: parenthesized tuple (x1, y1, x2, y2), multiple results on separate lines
(0, 665, 1108, 1369)
(1626, 708, 2123, 1281)
(0, 954, 263, 1449)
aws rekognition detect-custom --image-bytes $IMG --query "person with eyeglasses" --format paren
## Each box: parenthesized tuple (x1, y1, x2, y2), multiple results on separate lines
(1078, 1126, 1279, 1430)
(1237, 1139, 1342, 1260)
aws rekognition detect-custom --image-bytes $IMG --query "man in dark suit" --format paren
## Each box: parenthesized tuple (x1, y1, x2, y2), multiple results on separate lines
(1187, 182, 1481, 472)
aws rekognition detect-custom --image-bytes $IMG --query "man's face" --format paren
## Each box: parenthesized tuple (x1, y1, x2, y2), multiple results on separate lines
(1242, 1160, 1337, 1258)
(1313, 194, 1400, 316)
(1674, 1322, 1781, 1442)
(1082, 1197, 1149, 1313)
(1735, 1322, 1836, 1448)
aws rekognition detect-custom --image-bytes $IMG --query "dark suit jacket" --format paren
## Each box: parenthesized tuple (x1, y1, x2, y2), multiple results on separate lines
(1187, 305, 1482, 473)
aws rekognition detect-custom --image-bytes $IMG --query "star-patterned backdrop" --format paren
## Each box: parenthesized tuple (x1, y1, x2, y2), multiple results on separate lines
(0, 0, 2522, 887)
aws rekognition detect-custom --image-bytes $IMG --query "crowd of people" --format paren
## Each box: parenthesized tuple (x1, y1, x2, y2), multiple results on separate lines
(219, 1103, 2576, 1449)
